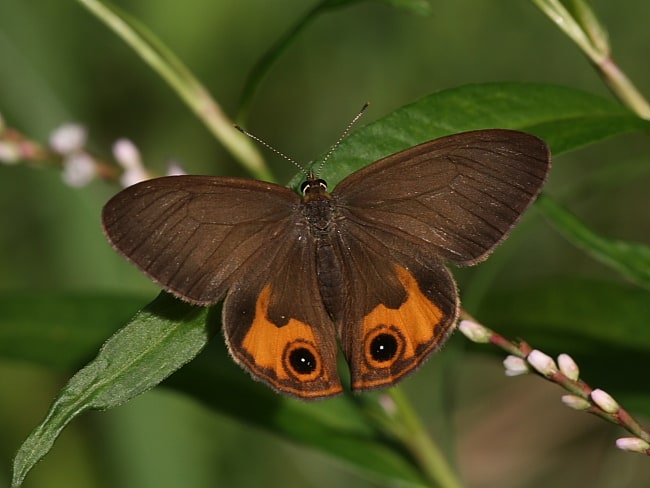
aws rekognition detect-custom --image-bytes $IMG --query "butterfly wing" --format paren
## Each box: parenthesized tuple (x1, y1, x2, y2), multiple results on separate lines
(102, 175, 342, 399)
(223, 227, 342, 399)
(322, 218, 458, 391)
(329, 129, 550, 390)
(333, 129, 551, 265)
(102, 175, 299, 305)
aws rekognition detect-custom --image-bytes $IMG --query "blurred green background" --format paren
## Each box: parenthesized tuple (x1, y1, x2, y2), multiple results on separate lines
(1, 0, 650, 487)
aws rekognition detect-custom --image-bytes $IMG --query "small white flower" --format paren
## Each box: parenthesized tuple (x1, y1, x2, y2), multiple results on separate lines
(558, 353, 580, 381)
(120, 167, 150, 188)
(50, 123, 87, 154)
(166, 160, 187, 176)
(526, 350, 558, 376)
(561, 394, 591, 410)
(61, 152, 96, 187)
(113, 138, 142, 169)
(112, 138, 151, 187)
(458, 319, 490, 343)
(616, 437, 650, 453)
(503, 355, 529, 376)
(590, 388, 619, 414)
(0, 141, 20, 164)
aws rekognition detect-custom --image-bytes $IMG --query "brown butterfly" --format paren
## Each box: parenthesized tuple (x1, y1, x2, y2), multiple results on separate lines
(102, 128, 551, 400)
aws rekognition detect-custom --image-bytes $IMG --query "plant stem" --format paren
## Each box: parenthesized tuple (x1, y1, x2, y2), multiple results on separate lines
(598, 56, 650, 119)
(76, 0, 272, 180)
(532, 0, 650, 119)
(388, 388, 463, 488)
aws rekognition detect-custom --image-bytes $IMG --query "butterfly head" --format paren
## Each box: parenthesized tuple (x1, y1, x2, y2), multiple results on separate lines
(300, 172, 330, 201)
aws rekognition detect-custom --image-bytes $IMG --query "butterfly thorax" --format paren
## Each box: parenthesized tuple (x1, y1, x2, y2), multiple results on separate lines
(301, 176, 335, 237)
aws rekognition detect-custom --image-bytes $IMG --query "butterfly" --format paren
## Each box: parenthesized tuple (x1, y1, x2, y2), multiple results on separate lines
(102, 128, 551, 400)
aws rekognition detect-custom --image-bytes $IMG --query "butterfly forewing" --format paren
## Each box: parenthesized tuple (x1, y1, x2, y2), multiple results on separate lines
(333, 129, 551, 265)
(102, 176, 299, 305)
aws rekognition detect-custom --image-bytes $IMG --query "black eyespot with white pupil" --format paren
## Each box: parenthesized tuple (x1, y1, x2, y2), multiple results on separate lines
(289, 347, 317, 374)
(283, 341, 322, 381)
(370, 333, 398, 362)
(364, 326, 405, 368)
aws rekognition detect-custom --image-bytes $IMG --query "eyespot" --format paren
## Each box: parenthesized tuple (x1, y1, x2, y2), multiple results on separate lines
(370, 333, 398, 362)
(364, 325, 405, 369)
(283, 341, 322, 381)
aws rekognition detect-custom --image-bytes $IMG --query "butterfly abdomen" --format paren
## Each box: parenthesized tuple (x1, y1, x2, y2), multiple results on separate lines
(300, 189, 345, 320)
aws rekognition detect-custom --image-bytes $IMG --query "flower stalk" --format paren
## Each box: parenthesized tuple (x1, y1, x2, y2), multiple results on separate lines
(459, 310, 650, 455)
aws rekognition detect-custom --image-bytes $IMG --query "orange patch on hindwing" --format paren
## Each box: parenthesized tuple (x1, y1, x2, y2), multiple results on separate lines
(240, 285, 342, 398)
(356, 265, 446, 388)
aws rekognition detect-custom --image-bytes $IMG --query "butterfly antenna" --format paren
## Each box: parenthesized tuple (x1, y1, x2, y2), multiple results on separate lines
(234, 125, 308, 177)
(315, 102, 370, 177)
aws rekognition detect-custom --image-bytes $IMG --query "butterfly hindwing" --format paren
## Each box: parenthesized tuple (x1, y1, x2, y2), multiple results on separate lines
(222, 222, 342, 399)
(323, 219, 458, 391)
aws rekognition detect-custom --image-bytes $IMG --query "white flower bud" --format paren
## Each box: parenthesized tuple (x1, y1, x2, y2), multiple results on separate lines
(120, 168, 150, 188)
(61, 153, 96, 187)
(50, 123, 87, 154)
(561, 394, 591, 410)
(166, 161, 186, 176)
(113, 138, 142, 169)
(526, 350, 558, 376)
(503, 355, 529, 376)
(590, 389, 619, 414)
(558, 353, 580, 381)
(616, 437, 650, 453)
(458, 319, 490, 343)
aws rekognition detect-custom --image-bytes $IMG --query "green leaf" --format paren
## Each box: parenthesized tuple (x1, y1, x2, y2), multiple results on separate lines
(11, 292, 209, 488)
(302, 82, 650, 188)
(537, 195, 650, 291)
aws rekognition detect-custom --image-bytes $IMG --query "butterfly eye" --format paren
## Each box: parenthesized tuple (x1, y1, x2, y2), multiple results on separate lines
(364, 326, 405, 369)
(283, 341, 323, 381)
(300, 179, 328, 195)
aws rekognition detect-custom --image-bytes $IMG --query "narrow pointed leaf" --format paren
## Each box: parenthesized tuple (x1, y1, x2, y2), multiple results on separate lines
(11, 292, 209, 487)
